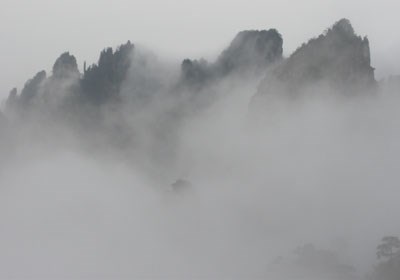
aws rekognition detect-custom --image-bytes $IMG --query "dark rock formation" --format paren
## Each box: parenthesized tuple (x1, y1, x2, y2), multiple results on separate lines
(180, 29, 283, 89)
(5, 88, 18, 111)
(4, 41, 134, 119)
(180, 58, 211, 89)
(81, 41, 134, 104)
(170, 179, 193, 194)
(52, 52, 79, 79)
(215, 29, 283, 75)
(18, 70, 47, 109)
(254, 19, 375, 102)
(174, 28, 284, 121)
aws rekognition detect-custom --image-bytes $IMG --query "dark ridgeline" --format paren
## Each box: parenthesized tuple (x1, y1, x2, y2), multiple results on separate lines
(180, 29, 283, 90)
(1, 19, 400, 280)
(81, 41, 134, 105)
(216, 29, 283, 74)
(4, 41, 134, 120)
(19, 70, 47, 110)
(174, 29, 283, 116)
(8, 52, 80, 116)
(52, 52, 80, 80)
(119, 30, 284, 168)
(279, 19, 374, 87)
(0, 18, 383, 157)
(4, 88, 18, 113)
(3, 19, 377, 123)
(252, 18, 376, 108)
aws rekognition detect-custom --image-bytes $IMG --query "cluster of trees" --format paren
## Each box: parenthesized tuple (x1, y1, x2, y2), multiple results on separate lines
(270, 243, 356, 279)
(269, 236, 400, 280)
(372, 236, 400, 280)
(292, 243, 355, 277)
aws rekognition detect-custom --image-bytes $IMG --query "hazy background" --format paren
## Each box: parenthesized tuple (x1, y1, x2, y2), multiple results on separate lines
(1, 1, 400, 279)
(1, 0, 400, 99)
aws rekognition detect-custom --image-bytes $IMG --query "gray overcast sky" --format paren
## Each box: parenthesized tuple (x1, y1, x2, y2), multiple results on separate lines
(1, 0, 399, 99)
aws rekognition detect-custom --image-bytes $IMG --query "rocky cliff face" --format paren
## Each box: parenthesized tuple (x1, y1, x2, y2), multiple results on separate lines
(52, 52, 80, 80)
(18, 70, 47, 109)
(5, 41, 134, 119)
(3, 19, 379, 128)
(5, 53, 80, 118)
(254, 19, 375, 103)
(180, 29, 283, 89)
(215, 29, 283, 75)
(81, 41, 134, 104)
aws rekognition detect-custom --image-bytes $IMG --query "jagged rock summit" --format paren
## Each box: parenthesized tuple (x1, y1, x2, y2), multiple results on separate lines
(52, 52, 79, 79)
(215, 29, 283, 74)
(3, 19, 379, 126)
(254, 18, 375, 101)
(180, 29, 283, 88)
(5, 41, 134, 117)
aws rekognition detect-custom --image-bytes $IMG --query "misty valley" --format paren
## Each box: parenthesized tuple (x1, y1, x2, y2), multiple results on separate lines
(0, 18, 400, 279)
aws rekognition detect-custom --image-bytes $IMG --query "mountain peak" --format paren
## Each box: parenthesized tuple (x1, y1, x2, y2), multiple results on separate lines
(330, 18, 355, 37)
(180, 29, 283, 89)
(253, 18, 376, 106)
(216, 29, 283, 73)
(52, 52, 79, 79)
